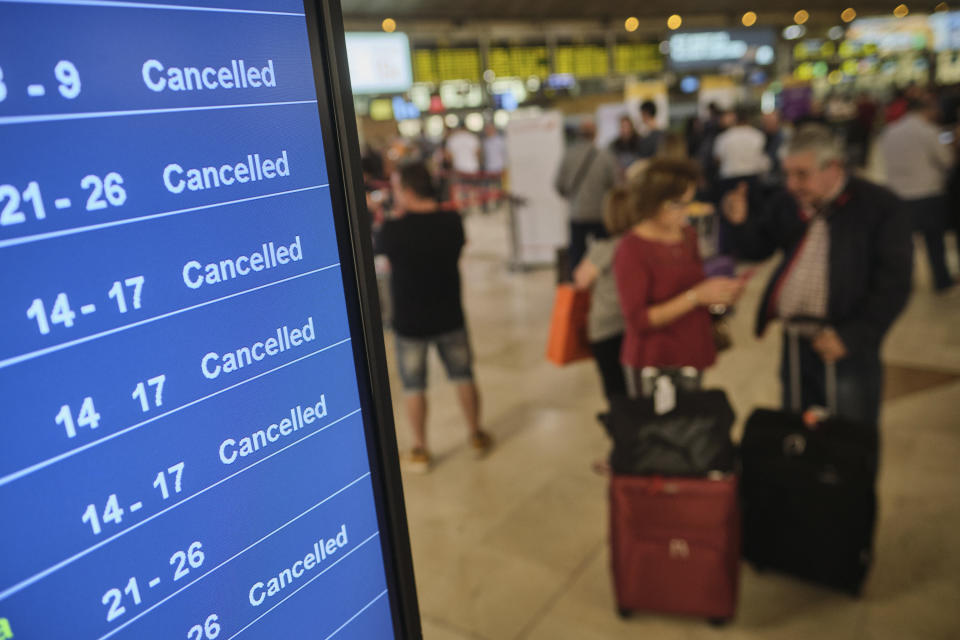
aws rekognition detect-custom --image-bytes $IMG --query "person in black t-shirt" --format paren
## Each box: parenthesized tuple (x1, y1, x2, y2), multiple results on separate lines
(376, 162, 493, 472)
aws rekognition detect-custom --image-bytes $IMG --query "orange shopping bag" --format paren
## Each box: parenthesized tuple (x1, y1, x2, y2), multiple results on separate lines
(546, 284, 592, 366)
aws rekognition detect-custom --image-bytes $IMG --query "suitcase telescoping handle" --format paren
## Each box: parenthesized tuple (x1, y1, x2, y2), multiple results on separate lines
(785, 319, 837, 416)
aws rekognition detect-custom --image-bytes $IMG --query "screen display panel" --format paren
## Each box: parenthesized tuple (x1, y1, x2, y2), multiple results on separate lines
(487, 44, 550, 79)
(847, 15, 934, 53)
(554, 42, 610, 78)
(344, 32, 413, 95)
(0, 1, 416, 639)
(412, 46, 482, 84)
(668, 29, 776, 70)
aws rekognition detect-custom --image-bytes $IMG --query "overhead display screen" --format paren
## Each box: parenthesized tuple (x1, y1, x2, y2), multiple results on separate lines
(932, 11, 960, 51)
(613, 42, 664, 75)
(668, 29, 776, 70)
(554, 43, 610, 78)
(412, 46, 482, 84)
(0, 1, 416, 639)
(344, 32, 414, 95)
(487, 45, 550, 79)
(847, 15, 934, 53)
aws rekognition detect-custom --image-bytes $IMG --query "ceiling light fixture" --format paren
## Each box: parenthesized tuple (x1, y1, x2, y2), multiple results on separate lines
(667, 14, 682, 30)
(742, 11, 758, 27)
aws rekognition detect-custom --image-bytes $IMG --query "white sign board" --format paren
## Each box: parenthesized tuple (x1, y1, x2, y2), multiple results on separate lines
(506, 111, 569, 267)
(344, 32, 413, 95)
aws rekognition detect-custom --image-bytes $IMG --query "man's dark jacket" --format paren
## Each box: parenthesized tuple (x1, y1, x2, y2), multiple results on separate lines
(730, 176, 913, 356)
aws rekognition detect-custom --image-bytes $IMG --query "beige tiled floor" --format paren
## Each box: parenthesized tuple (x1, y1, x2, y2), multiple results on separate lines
(382, 208, 960, 640)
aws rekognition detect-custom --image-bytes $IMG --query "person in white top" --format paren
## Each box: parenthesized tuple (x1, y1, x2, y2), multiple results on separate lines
(481, 123, 508, 211)
(712, 106, 771, 255)
(880, 96, 956, 292)
(713, 107, 771, 180)
(482, 123, 507, 173)
(445, 124, 482, 210)
(446, 125, 481, 175)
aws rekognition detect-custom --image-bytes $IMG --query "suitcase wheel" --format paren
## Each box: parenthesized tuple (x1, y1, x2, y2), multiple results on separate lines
(616, 607, 632, 619)
(708, 618, 731, 627)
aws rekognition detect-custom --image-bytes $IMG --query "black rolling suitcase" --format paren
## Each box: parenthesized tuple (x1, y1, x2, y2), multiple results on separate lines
(740, 325, 878, 596)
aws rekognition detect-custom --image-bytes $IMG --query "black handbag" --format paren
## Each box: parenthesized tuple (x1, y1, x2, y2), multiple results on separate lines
(601, 388, 736, 476)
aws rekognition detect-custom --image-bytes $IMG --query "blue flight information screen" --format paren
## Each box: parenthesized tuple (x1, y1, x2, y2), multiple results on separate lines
(0, 1, 400, 639)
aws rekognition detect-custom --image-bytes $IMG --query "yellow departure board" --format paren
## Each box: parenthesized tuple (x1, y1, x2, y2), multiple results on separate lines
(613, 43, 664, 74)
(794, 39, 879, 61)
(488, 46, 550, 79)
(413, 47, 482, 84)
(554, 44, 610, 77)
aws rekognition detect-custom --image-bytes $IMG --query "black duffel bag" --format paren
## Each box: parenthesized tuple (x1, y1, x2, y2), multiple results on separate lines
(600, 389, 736, 476)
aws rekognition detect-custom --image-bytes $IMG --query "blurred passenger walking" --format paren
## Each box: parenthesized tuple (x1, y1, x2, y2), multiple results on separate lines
(723, 125, 913, 425)
(696, 103, 725, 194)
(849, 93, 878, 168)
(482, 122, 508, 211)
(573, 186, 633, 400)
(614, 159, 745, 396)
(713, 106, 771, 187)
(610, 115, 643, 169)
(555, 119, 619, 275)
(376, 162, 493, 472)
(636, 100, 664, 159)
(880, 97, 957, 292)
(713, 106, 771, 253)
(446, 122, 482, 210)
(446, 122, 481, 175)
(762, 110, 786, 180)
(482, 122, 507, 176)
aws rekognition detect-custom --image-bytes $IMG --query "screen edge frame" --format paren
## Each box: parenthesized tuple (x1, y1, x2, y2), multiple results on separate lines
(302, 1, 423, 637)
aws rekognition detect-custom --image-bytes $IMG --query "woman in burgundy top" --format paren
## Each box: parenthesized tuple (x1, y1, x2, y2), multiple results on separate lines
(613, 159, 744, 394)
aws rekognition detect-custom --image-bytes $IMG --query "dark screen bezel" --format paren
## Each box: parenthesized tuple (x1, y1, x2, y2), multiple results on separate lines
(301, 2, 422, 638)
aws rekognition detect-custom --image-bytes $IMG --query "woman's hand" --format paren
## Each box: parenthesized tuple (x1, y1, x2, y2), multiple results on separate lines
(573, 259, 599, 290)
(694, 277, 745, 306)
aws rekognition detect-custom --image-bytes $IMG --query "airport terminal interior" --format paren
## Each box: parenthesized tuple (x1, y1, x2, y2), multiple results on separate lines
(387, 204, 960, 640)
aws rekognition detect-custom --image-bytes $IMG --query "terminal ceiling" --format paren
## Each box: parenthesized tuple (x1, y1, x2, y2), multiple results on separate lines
(341, 0, 902, 22)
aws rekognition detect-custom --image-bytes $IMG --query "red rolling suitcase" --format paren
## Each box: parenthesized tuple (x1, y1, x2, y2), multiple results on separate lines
(610, 474, 740, 623)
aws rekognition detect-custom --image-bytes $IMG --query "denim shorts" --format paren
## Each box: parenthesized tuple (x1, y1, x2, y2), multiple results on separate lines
(395, 328, 474, 393)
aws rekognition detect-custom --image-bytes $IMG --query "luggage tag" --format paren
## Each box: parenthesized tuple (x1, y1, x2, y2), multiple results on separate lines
(654, 375, 676, 415)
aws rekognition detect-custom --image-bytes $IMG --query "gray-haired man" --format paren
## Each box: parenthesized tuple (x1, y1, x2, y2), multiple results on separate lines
(722, 125, 913, 426)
